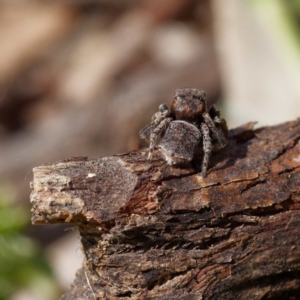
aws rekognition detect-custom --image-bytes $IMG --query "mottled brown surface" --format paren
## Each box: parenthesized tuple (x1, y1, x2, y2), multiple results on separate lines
(30, 120, 300, 299)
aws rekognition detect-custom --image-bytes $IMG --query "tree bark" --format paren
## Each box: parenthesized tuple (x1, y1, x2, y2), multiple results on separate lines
(30, 119, 300, 300)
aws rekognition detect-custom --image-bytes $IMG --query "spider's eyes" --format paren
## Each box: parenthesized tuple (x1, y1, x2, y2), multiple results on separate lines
(193, 93, 206, 102)
(159, 104, 168, 112)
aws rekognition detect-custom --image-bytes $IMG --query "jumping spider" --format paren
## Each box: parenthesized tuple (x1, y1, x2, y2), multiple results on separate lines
(140, 88, 228, 177)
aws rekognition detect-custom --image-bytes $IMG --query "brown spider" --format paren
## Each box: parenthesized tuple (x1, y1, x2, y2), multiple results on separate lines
(140, 88, 228, 177)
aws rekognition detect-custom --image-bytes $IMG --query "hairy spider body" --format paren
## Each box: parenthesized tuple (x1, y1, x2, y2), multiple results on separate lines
(159, 120, 201, 165)
(140, 88, 228, 177)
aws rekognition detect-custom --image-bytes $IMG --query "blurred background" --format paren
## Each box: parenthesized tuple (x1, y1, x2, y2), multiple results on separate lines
(0, 0, 300, 299)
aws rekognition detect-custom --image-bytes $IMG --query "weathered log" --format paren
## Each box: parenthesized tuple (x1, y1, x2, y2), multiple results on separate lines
(30, 119, 300, 300)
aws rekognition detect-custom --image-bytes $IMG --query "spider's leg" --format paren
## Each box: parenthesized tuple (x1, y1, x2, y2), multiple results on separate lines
(140, 108, 171, 141)
(148, 117, 172, 160)
(203, 112, 227, 148)
(209, 105, 222, 124)
(209, 105, 228, 138)
(139, 123, 153, 140)
(200, 123, 212, 177)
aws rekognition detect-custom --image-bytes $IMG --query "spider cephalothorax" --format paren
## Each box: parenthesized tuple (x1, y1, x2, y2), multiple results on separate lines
(140, 88, 228, 177)
(171, 88, 207, 123)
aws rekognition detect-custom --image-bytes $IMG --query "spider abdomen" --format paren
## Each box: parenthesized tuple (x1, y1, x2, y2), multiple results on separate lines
(159, 120, 201, 166)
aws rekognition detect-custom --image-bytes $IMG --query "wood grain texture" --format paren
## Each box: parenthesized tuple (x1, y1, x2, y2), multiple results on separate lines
(30, 120, 300, 299)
